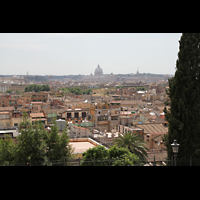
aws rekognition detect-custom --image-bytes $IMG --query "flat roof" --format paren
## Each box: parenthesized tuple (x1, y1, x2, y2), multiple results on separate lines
(69, 142, 95, 153)
(30, 113, 44, 118)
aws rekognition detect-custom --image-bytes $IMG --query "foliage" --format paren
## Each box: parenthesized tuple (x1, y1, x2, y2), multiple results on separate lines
(60, 87, 92, 95)
(6, 90, 13, 93)
(108, 145, 139, 166)
(0, 135, 16, 165)
(135, 87, 146, 91)
(116, 86, 123, 88)
(113, 131, 148, 161)
(45, 119, 73, 164)
(81, 145, 109, 166)
(80, 145, 140, 166)
(0, 113, 72, 166)
(25, 84, 50, 92)
(164, 33, 200, 160)
(15, 115, 47, 165)
(82, 89, 92, 95)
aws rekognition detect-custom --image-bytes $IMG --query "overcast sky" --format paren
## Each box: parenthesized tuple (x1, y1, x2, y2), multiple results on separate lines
(0, 33, 182, 76)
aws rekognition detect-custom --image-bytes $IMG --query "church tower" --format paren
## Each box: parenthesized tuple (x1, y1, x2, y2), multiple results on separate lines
(136, 67, 139, 74)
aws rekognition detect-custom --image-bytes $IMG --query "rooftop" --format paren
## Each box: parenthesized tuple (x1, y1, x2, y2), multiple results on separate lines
(69, 142, 95, 153)
(135, 123, 168, 134)
(30, 113, 44, 118)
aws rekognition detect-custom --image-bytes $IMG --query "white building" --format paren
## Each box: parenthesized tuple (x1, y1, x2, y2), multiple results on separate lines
(0, 83, 11, 93)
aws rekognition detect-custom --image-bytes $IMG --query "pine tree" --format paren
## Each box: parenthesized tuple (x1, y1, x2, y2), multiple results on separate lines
(31, 121, 48, 164)
(164, 33, 200, 160)
(46, 119, 72, 163)
(46, 119, 60, 161)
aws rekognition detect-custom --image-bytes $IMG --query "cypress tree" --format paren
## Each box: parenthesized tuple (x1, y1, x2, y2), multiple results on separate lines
(164, 33, 200, 160)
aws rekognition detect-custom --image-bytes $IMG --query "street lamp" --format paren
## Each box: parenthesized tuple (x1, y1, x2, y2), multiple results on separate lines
(171, 139, 180, 166)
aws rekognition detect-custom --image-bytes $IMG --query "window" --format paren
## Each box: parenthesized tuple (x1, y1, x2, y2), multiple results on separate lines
(111, 116, 118, 120)
(98, 116, 108, 121)
(75, 112, 79, 118)
(82, 112, 86, 118)
(14, 123, 18, 126)
(47, 118, 51, 123)
(67, 113, 71, 119)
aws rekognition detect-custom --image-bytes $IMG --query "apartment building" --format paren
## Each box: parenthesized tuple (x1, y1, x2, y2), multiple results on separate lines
(0, 108, 23, 127)
(10, 84, 28, 93)
(30, 112, 47, 125)
(0, 83, 11, 93)
(31, 92, 49, 102)
(70, 126, 91, 138)
(62, 107, 89, 123)
(92, 103, 120, 132)
(28, 102, 42, 113)
(42, 109, 57, 124)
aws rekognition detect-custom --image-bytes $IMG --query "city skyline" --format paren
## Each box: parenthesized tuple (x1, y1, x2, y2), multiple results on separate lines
(0, 33, 182, 76)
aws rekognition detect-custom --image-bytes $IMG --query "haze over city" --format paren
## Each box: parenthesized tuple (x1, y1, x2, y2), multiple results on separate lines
(0, 33, 182, 76)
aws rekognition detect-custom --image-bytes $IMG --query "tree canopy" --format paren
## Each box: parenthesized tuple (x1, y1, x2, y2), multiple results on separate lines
(60, 87, 92, 95)
(164, 33, 200, 160)
(113, 131, 148, 161)
(25, 84, 50, 92)
(0, 113, 72, 166)
(80, 145, 140, 166)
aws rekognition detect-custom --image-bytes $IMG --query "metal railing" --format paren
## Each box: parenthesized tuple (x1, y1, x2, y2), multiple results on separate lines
(0, 157, 147, 166)
(1, 156, 200, 166)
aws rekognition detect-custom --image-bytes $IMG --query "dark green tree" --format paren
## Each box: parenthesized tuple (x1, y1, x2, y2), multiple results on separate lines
(164, 33, 200, 160)
(108, 145, 139, 166)
(81, 145, 109, 166)
(80, 145, 140, 166)
(6, 90, 13, 93)
(15, 114, 47, 165)
(46, 119, 72, 164)
(0, 135, 16, 165)
(25, 84, 50, 92)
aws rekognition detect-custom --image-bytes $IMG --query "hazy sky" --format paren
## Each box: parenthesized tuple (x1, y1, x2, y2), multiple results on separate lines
(0, 33, 182, 76)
